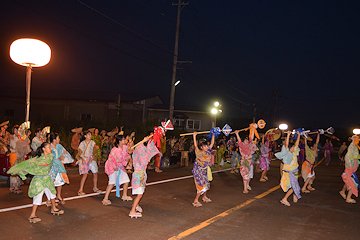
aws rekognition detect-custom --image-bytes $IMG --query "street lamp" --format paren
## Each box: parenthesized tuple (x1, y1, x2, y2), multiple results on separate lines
(211, 101, 222, 127)
(10, 38, 51, 122)
(279, 124, 288, 131)
(353, 129, 360, 135)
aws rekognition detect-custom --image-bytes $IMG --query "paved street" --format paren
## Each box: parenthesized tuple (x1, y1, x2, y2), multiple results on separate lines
(0, 154, 359, 240)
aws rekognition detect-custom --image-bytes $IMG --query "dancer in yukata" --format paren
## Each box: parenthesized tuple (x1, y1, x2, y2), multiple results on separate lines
(102, 134, 133, 205)
(77, 130, 101, 195)
(301, 133, 320, 193)
(275, 131, 301, 207)
(129, 136, 160, 218)
(230, 147, 240, 174)
(235, 126, 258, 194)
(339, 135, 360, 204)
(324, 139, 333, 166)
(259, 135, 270, 182)
(191, 131, 215, 207)
(7, 142, 64, 223)
(48, 133, 73, 205)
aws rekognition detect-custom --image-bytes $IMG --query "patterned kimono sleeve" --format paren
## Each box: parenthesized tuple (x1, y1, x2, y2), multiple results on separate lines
(145, 141, 161, 164)
(114, 145, 130, 167)
(275, 145, 289, 160)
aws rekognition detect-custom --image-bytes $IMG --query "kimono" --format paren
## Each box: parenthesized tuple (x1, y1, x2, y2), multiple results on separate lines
(230, 150, 240, 168)
(342, 142, 360, 197)
(105, 145, 130, 197)
(31, 136, 43, 152)
(238, 139, 257, 181)
(0, 130, 10, 154)
(91, 135, 102, 162)
(275, 145, 301, 200)
(78, 140, 96, 175)
(298, 142, 305, 163)
(216, 145, 227, 166)
(49, 144, 72, 186)
(101, 138, 112, 162)
(324, 142, 333, 164)
(192, 149, 211, 194)
(302, 146, 316, 182)
(259, 142, 270, 171)
(7, 153, 56, 198)
(131, 141, 160, 194)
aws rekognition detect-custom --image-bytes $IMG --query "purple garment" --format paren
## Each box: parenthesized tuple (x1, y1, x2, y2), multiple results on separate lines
(259, 143, 270, 171)
(286, 168, 301, 200)
(192, 160, 210, 193)
(324, 143, 333, 164)
(298, 143, 305, 162)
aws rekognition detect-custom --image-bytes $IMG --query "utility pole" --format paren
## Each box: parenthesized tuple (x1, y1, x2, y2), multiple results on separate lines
(169, 0, 189, 121)
(252, 102, 257, 123)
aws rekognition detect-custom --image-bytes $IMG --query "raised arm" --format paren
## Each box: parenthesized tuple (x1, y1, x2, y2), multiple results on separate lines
(192, 132, 199, 152)
(235, 130, 241, 144)
(262, 134, 265, 144)
(284, 131, 291, 149)
(314, 133, 320, 148)
(294, 131, 300, 148)
(304, 136, 308, 148)
(209, 133, 215, 149)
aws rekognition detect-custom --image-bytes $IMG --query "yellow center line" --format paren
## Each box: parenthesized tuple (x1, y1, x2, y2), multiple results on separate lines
(169, 157, 325, 240)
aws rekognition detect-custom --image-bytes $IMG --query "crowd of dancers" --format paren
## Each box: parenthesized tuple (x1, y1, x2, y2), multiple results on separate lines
(0, 120, 358, 224)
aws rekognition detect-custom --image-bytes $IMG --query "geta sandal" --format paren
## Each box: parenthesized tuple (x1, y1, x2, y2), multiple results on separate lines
(78, 191, 85, 196)
(280, 200, 290, 206)
(301, 189, 310, 193)
(51, 209, 64, 215)
(339, 191, 346, 200)
(202, 197, 212, 203)
(129, 212, 142, 218)
(93, 188, 102, 194)
(121, 196, 133, 201)
(346, 199, 356, 204)
(192, 202, 202, 207)
(28, 216, 41, 223)
(135, 205, 143, 213)
(102, 200, 112, 205)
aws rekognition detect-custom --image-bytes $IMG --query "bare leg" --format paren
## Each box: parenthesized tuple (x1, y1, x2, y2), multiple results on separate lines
(346, 189, 354, 202)
(103, 184, 114, 201)
(193, 192, 201, 203)
(307, 176, 316, 190)
(260, 170, 266, 180)
(122, 182, 130, 198)
(51, 198, 60, 212)
(130, 194, 143, 214)
(281, 189, 294, 204)
(93, 173, 98, 190)
(56, 185, 62, 200)
(302, 178, 311, 192)
(243, 179, 248, 193)
(339, 184, 347, 195)
(78, 174, 88, 193)
(29, 205, 38, 218)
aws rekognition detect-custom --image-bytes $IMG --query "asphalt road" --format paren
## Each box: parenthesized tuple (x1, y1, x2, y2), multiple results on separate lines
(0, 154, 359, 240)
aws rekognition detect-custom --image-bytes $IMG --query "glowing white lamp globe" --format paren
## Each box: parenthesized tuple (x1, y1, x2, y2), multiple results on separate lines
(10, 38, 51, 67)
(211, 108, 218, 114)
(353, 129, 360, 135)
(279, 123, 288, 130)
(214, 102, 220, 107)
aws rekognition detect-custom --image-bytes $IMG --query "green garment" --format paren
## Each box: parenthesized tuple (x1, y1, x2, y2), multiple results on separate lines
(305, 145, 316, 163)
(7, 153, 56, 198)
(217, 145, 227, 165)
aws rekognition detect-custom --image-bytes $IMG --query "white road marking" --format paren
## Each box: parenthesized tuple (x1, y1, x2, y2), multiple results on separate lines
(0, 168, 230, 213)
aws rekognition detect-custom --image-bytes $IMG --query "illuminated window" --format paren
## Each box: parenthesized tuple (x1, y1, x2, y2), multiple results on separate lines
(186, 119, 201, 130)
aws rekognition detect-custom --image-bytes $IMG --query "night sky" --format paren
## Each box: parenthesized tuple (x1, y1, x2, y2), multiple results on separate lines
(1, 0, 360, 132)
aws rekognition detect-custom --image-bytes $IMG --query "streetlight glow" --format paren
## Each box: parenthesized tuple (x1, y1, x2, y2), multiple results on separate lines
(353, 129, 360, 135)
(10, 38, 51, 67)
(174, 80, 180, 86)
(10, 38, 51, 122)
(214, 101, 220, 107)
(211, 108, 218, 114)
(279, 123, 288, 130)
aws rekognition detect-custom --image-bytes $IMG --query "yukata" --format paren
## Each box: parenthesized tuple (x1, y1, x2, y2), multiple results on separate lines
(31, 136, 43, 153)
(230, 150, 240, 169)
(275, 145, 301, 200)
(131, 141, 160, 195)
(0, 130, 10, 154)
(216, 145, 227, 166)
(298, 142, 305, 163)
(105, 145, 130, 197)
(91, 135, 102, 162)
(226, 139, 235, 153)
(302, 146, 316, 183)
(192, 149, 211, 195)
(324, 142, 333, 165)
(238, 139, 257, 181)
(342, 143, 360, 197)
(101, 139, 111, 162)
(49, 144, 72, 187)
(259, 142, 270, 171)
(78, 140, 98, 175)
(7, 153, 56, 204)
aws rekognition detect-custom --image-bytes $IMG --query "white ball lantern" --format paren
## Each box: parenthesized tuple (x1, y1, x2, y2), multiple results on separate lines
(10, 38, 51, 67)
(279, 123, 288, 131)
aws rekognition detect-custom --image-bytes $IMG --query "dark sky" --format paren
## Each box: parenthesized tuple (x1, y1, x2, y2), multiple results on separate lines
(1, 0, 360, 131)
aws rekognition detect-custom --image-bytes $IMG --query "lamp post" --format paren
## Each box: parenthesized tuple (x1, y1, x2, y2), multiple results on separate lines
(353, 129, 360, 135)
(10, 38, 51, 122)
(211, 101, 222, 127)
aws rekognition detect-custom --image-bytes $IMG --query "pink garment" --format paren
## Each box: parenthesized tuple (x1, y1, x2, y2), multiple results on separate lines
(105, 145, 130, 176)
(342, 164, 359, 197)
(238, 139, 257, 181)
